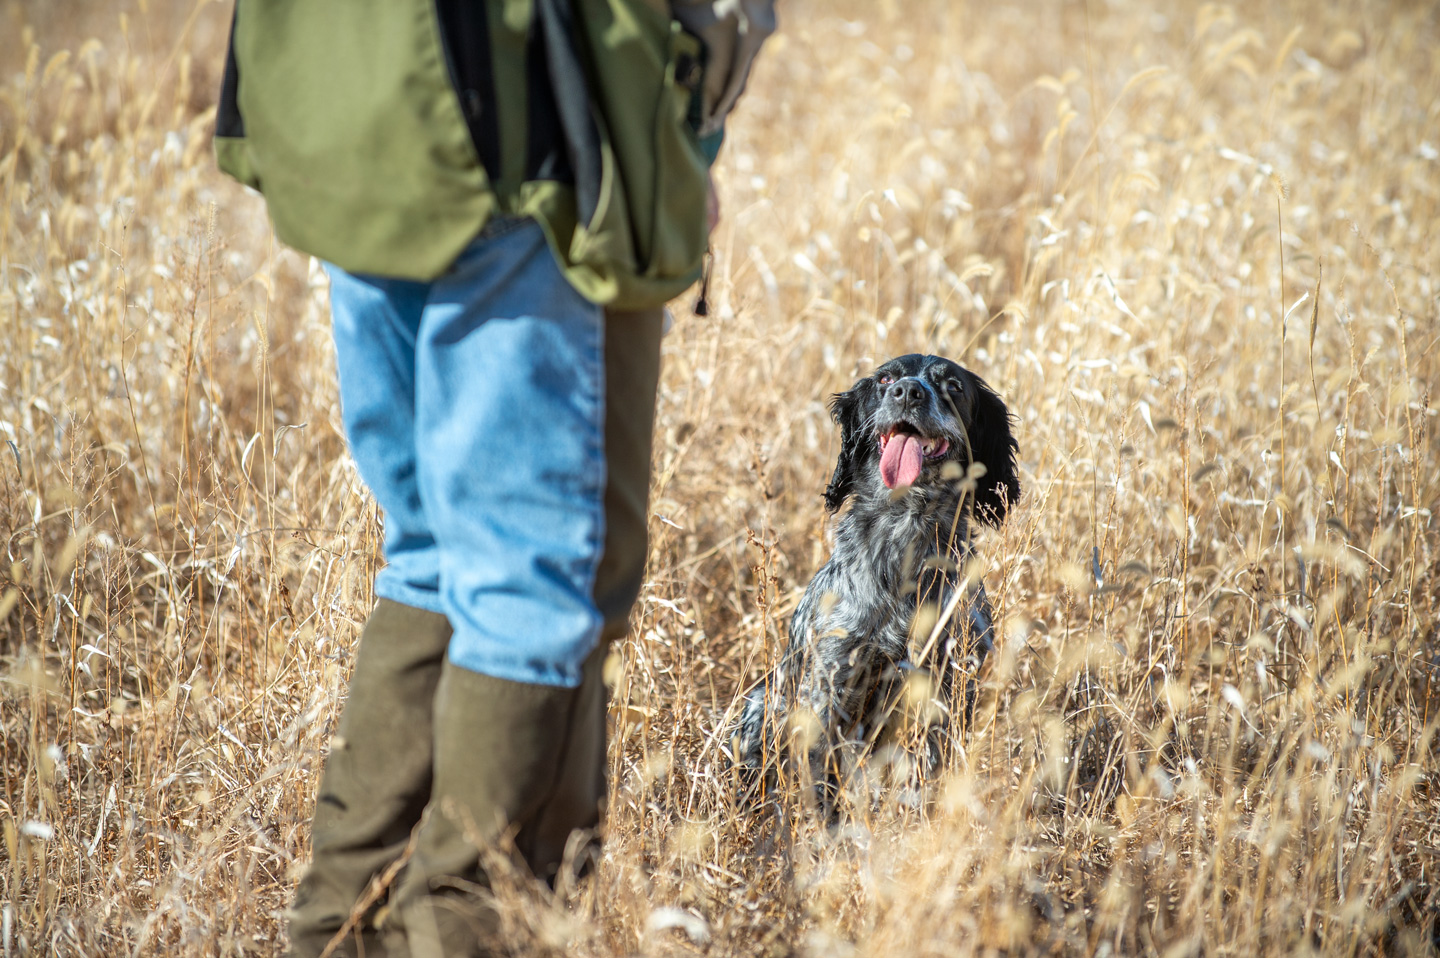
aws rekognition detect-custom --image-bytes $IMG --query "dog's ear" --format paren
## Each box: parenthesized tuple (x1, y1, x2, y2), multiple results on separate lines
(967, 375, 1020, 526)
(824, 382, 871, 512)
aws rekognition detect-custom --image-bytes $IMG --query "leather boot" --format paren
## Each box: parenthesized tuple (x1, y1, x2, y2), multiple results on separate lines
(287, 599, 453, 958)
(390, 643, 610, 958)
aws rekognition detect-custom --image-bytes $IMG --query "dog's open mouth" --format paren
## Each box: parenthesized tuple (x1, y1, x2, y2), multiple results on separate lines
(877, 424, 950, 489)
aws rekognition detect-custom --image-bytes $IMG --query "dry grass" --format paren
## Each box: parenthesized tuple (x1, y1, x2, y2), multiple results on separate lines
(3, 0, 1439, 955)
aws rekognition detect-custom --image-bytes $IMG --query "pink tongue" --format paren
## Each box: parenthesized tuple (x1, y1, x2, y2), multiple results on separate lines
(880, 435, 925, 488)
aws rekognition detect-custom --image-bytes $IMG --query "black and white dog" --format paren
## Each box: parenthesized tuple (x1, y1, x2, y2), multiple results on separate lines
(735, 353, 1019, 797)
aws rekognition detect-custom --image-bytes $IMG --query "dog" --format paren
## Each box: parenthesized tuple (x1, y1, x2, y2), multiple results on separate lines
(734, 353, 1019, 802)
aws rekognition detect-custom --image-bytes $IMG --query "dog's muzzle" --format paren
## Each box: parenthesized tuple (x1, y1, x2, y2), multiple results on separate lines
(874, 379, 953, 489)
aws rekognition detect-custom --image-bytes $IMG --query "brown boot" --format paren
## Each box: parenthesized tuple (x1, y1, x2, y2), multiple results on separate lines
(390, 643, 610, 958)
(287, 599, 453, 958)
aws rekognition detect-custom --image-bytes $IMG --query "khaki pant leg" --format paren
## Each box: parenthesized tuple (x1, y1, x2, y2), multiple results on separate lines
(593, 306, 665, 643)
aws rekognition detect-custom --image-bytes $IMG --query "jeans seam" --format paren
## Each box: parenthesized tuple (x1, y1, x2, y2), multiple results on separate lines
(582, 304, 606, 625)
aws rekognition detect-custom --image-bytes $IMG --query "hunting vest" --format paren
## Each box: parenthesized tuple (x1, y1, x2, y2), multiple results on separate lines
(216, 0, 716, 309)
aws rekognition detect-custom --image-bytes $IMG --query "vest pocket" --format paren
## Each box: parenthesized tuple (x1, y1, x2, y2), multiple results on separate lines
(535, 0, 710, 308)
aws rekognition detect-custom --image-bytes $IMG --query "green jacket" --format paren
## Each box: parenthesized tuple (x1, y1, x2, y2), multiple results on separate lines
(216, 0, 771, 308)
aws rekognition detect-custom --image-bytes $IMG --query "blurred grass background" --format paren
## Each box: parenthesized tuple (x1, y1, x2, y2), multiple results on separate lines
(1, 0, 1437, 954)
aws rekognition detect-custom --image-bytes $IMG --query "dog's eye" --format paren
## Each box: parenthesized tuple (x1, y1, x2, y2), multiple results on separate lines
(877, 374, 895, 385)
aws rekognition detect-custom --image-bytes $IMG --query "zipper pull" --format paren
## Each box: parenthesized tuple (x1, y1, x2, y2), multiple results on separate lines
(694, 249, 712, 317)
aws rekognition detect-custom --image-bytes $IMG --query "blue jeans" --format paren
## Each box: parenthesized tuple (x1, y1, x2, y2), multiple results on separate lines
(327, 218, 606, 687)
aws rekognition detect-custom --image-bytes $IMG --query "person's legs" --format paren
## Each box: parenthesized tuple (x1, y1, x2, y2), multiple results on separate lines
(391, 234, 667, 956)
(385, 220, 606, 954)
(288, 271, 446, 958)
(289, 220, 667, 958)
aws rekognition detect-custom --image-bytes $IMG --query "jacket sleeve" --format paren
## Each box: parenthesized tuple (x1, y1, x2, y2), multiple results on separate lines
(669, 0, 776, 138)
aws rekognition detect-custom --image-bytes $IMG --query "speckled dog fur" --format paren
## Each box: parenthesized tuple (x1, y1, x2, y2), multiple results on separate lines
(735, 354, 1019, 798)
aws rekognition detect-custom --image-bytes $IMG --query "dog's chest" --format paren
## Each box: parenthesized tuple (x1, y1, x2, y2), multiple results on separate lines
(801, 518, 970, 663)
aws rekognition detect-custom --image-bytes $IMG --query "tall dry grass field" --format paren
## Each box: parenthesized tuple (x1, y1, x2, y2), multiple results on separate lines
(2, 0, 1438, 955)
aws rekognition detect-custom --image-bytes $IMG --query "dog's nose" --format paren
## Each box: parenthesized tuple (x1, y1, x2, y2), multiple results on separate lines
(887, 378, 926, 407)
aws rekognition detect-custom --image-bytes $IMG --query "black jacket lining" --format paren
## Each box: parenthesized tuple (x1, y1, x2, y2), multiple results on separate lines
(533, 0, 602, 219)
(433, 0, 503, 182)
(524, 10, 573, 183)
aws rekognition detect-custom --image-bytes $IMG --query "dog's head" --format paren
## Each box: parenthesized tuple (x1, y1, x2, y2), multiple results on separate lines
(824, 354, 1019, 525)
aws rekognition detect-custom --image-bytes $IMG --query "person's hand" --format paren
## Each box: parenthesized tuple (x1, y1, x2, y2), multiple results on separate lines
(706, 169, 720, 232)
